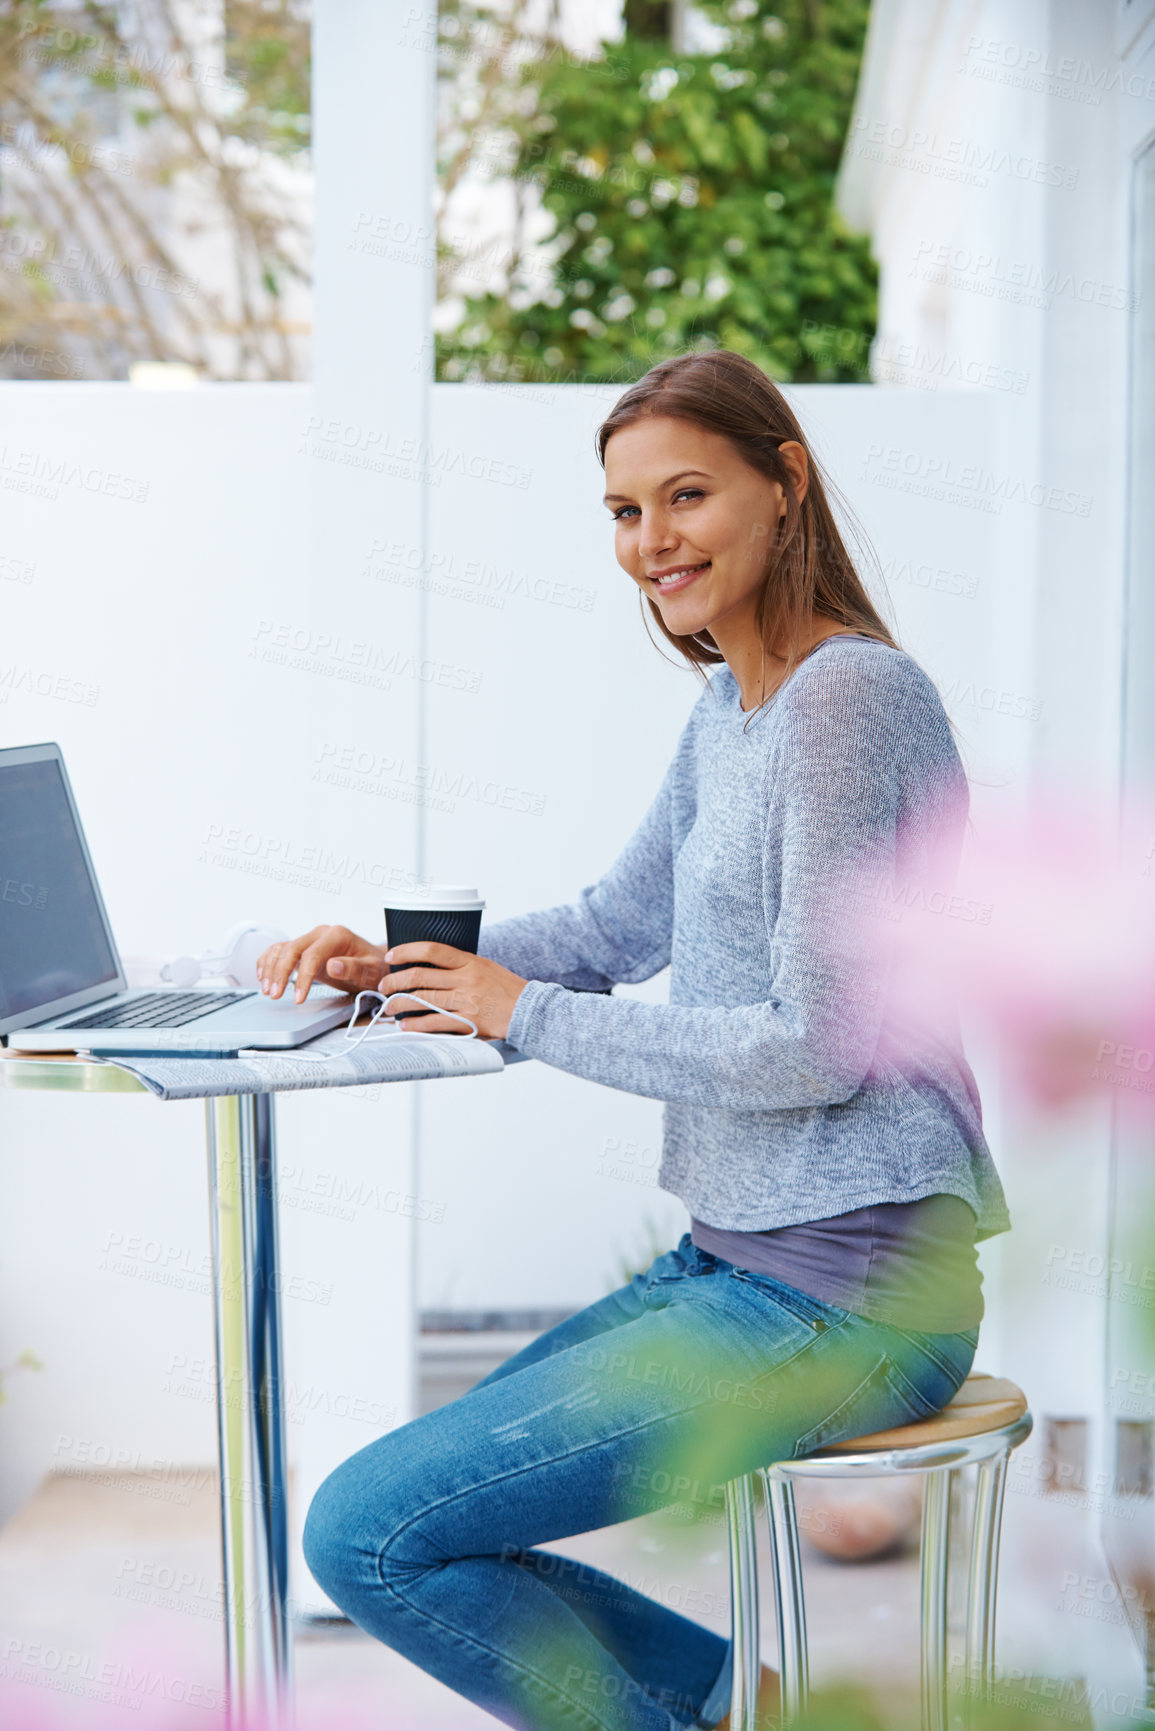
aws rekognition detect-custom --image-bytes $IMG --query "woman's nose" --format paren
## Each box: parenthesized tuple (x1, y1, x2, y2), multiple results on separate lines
(637, 512, 676, 560)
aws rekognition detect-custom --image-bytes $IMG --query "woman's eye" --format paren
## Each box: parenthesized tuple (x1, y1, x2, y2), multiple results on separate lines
(610, 490, 702, 521)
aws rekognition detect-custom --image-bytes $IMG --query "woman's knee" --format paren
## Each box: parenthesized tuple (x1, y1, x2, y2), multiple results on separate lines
(301, 1442, 436, 1606)
(301, 1463, 362, 1604)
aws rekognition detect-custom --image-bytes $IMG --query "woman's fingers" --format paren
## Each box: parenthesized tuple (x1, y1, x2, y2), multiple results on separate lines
(380, 989, 473, 1035)
(392, 1012, 471, 1034)
(384, 940, 472, 970)
(293, 932, 363, 1001)
(380, 966, 455, 996)
(326, 954, 386, 989)
(255, 939, 288, 988)
(380, 984, 454, 1012)
(378, 954, 527, 1040)
(256, 926, 380, 1001)
(258, 935, 315, 999)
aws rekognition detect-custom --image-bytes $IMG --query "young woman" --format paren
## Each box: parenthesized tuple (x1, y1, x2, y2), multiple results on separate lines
(257, 351, 1011, 1730)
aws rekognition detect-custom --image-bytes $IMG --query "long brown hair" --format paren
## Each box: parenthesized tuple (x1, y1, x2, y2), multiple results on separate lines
(595, 350, 901, 702)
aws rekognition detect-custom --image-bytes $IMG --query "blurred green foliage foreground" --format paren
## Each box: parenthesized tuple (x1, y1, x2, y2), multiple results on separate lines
(436, 0, 878, 386)
(772, 1673, 1148, 1729)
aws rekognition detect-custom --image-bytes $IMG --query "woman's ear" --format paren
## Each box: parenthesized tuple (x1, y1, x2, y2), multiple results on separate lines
(778, 440, 810, 507)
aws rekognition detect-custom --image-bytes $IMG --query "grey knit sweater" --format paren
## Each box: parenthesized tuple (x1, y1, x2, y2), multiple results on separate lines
(480, 636, 1011, 1242)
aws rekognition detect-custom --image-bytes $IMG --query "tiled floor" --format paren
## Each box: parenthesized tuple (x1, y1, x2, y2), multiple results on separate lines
(0, 1338, 1115, 1729)
(0, 1467, 933, 1728)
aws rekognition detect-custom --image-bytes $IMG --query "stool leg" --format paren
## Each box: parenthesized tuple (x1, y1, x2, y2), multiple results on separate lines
(920, 1468, 952, 1731)
(964, 1450, 1010, 1716)
(726, 1475, 761, 1731)
(761, 1469, 809, 1724)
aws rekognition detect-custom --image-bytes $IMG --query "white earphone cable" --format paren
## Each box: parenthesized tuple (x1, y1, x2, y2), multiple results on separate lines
(270, 988, 479, 1063)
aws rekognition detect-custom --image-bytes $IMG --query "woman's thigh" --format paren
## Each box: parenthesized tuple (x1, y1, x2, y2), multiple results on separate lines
(304, 1237, 977, 1578)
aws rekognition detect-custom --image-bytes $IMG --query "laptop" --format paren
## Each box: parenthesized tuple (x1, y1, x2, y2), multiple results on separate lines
(1, 742, 354, 1056)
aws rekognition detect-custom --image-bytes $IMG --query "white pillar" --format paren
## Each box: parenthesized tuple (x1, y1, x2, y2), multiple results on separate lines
(287, 0, 435, 1616)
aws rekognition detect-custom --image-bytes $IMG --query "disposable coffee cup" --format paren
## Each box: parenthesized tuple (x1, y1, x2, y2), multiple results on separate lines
(383, 886, 485, 1018)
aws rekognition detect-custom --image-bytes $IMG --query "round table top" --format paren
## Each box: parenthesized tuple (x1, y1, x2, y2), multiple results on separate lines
(0, 1051, 148, 1094)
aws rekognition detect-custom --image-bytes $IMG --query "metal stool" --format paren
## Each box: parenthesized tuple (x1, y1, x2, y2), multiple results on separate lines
(725, 1373, 1032, 1730)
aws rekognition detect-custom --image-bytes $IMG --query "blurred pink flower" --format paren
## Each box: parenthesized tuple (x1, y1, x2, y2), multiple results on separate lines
(0, 1679, 398, 1731)
(0, 1621, 397, 1731)
(880, 786, 1155, 1117)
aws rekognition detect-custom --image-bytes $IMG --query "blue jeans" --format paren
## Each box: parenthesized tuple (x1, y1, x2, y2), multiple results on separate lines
(303, 1235, 978, 1731)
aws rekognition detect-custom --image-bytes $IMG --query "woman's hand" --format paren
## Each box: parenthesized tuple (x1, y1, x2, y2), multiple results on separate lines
(383, 943, 527, 1040)
(256, 925, 387, 1003)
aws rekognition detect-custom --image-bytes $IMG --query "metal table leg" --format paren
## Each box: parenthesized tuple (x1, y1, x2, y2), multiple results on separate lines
(726, 1473, 761, 1731)
(921, 1468, 952, 1731)
(206, 1093, 292, 1727)
(762, 1468, 810, 1723)
(965, 1450, 1011, 1721)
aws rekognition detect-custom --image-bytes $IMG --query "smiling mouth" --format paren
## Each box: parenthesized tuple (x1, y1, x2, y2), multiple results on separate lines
(650, 560, 711, 593)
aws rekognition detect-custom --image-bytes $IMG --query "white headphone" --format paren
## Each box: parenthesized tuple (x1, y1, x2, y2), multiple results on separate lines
(160, 921, 288, 991)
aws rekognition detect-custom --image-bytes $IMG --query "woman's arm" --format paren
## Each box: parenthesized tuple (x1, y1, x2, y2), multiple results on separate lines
(498, 659, 932, 1109)
(258, 711, 696, 1006)
(475, 730, 689, 990)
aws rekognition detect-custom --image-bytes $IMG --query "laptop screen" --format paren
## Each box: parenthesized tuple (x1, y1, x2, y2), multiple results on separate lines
(0, 756, 119, 1021)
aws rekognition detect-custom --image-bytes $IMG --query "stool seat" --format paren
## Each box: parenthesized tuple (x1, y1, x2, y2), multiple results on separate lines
(820, 1371, 1029, 1454)
(723, 1369, 1033, 1728)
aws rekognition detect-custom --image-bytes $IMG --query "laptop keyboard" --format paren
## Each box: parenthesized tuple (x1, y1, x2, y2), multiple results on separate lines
(60, 990, 254, 1031)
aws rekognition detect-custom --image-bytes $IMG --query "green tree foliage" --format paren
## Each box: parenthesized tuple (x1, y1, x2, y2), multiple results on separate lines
(437, 0, 876, 386)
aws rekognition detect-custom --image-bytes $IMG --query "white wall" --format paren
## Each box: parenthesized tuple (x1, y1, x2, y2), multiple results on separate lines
(0, 386, 423, 1546)
(0, 0, 439, 1630)
(0, 373, 1023, 1516)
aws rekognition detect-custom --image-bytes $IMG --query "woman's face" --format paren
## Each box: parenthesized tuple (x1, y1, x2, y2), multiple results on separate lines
(603, 414, 808, 643)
